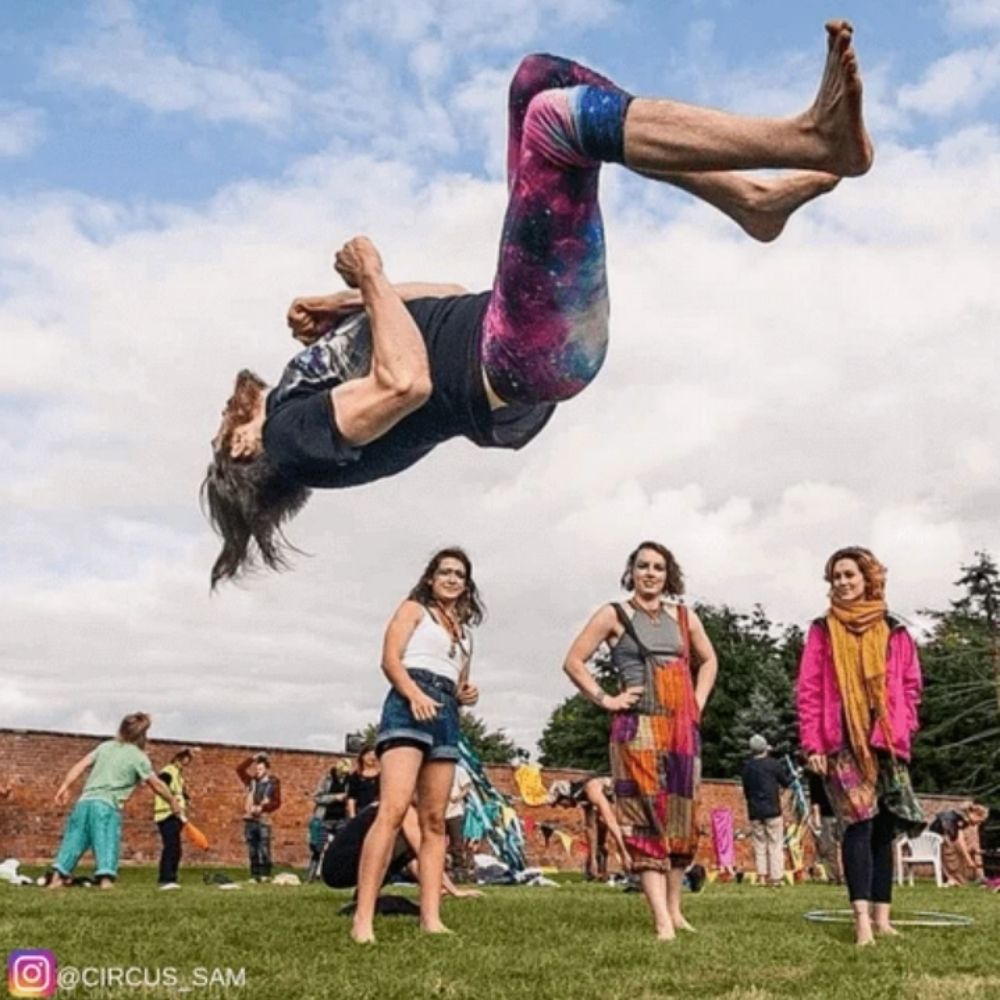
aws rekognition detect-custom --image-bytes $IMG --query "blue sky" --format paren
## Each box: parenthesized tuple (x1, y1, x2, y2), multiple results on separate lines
(1, 0, 998, 753)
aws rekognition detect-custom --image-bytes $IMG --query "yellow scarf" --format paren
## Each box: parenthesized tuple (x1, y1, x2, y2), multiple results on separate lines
(826, 598, 892, 782)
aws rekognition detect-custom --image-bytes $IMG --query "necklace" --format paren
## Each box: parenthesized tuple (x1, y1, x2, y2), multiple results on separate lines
(432, 602, 469, 661)
(629, 598, 663, 626)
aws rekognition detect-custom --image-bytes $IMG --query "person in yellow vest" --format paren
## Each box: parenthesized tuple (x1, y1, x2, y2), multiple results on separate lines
(154, 748, 193, 890)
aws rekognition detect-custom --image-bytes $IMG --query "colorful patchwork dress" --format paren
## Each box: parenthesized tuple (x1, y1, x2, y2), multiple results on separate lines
(608, 603, 701, 871)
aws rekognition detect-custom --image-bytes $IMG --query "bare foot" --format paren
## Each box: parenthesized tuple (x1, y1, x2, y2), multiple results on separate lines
(98, 878, 115, 890)
(731, 171, 840, 242)
(420, 921, 454, 935)
(45, 874, 67, 891)
(874, 923, 901, 937)
(655, 925, 677, 942)
(669, 912, 697, 933)
(854, 914, 875, 947)
(801, 20, 874, 177)
(350, 922, 375, 944)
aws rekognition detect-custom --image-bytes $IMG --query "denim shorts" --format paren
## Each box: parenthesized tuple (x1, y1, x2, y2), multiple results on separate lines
(375, 669, 461, 762)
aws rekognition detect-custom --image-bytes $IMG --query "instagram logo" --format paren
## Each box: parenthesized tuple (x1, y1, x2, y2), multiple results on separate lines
(7, 951, 57, 998)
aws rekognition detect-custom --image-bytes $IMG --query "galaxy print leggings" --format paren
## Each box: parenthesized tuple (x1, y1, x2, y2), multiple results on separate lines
(481, 54, 634, 405)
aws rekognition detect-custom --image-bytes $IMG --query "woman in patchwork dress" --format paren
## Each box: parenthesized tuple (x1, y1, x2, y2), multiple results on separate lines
(564, 541, 718, 940)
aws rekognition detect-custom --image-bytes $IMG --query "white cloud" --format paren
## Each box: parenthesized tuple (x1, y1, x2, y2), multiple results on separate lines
(898, 43, 1000, 116)
(0, 103, 46, 158)
(43, 0, 301, 128)
(946, 0, 1000, 30)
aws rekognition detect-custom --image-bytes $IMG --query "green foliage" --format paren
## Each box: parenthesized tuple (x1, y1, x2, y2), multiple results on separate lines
(911, 551, 1000, 801)
(5, 871, 1000, 1000)
(537, 655, 616, 771)
(695, 604, 801, 779)
(359, 713, 525, 765)
(459, 712, 526, 764)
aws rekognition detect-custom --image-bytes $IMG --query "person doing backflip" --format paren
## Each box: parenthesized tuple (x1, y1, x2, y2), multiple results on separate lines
(204, 23, 872, 586)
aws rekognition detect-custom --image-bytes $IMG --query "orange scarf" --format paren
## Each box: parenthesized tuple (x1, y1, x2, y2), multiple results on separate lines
(826, 597, 892, 782)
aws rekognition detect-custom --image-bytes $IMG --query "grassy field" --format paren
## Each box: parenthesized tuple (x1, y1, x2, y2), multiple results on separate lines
(2, 868, 998, 1000)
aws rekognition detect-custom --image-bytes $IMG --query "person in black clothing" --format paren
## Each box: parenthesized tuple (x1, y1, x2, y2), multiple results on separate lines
(203, 28, 874, 587)
(306, 759, 351, 882)
(346, 747, 380, 818)
(323, 802, 480, 911)
(741, 734, 791, 886)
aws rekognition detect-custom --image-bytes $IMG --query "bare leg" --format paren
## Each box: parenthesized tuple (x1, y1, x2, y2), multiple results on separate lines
(852, 900, 874, 947)
(351, 747, 423, 944)
(415, 760, 455, 934)
(872, 901, 900, 937)
(624, 22, 872, 177)
(666, 866, 695, 932)
(640, 168, 840, 242)
(639, 870, 675, 940)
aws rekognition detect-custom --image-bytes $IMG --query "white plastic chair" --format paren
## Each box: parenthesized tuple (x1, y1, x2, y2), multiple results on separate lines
(895, 830, 944, 887)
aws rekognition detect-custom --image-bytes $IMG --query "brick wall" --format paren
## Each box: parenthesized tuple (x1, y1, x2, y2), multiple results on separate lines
(0, 728, 972, 873)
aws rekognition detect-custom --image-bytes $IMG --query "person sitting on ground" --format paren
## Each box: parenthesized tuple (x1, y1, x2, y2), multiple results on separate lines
(548, 775, 630, 881)
(204, 22, 873, 586)
(322, 800, 481, 913)
(49, 712, 182, 890)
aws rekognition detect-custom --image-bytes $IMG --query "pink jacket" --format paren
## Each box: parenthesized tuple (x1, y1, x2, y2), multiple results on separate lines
(796, 618, 923, 762)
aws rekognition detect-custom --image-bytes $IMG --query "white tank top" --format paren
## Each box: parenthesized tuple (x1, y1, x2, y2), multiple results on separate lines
(402, 607, 470, 681)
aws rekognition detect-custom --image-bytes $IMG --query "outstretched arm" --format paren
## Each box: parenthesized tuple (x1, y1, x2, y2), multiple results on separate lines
(328, 237, 433, 446)
(54, 751, 96, 805)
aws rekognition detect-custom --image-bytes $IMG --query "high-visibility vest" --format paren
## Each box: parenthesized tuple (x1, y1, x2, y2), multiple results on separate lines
(154, 763, 186, 822)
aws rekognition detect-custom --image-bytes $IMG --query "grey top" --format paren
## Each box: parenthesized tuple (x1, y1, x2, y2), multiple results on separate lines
(609, 603, 684, 689)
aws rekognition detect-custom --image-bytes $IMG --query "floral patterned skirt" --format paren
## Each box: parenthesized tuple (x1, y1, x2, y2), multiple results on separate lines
(823, 747, 925, 834)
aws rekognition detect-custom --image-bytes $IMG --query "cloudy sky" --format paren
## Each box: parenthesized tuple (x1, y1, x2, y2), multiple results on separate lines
(1, 0, 998, 757)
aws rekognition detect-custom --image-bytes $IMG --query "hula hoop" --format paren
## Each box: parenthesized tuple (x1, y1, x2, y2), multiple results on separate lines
(804, 909, 974, 928)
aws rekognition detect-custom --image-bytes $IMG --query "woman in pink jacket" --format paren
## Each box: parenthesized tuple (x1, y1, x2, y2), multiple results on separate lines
(796, 546, 924, 946)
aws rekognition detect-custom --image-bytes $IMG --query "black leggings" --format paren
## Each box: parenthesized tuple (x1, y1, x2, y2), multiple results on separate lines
(842, 807, 896, 903)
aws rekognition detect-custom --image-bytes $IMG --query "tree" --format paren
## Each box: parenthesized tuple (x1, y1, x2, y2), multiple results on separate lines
(537, 655, 616, 771)
(358, 713, 525, 765)
(911, 551, 1000, 800)
(696, 604, 800, 778)
(459, 712, 526, 764)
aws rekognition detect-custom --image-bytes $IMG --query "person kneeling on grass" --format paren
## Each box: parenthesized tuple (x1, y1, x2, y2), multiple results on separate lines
(322, 801, 481, 917)
(48, 712, 182, 890)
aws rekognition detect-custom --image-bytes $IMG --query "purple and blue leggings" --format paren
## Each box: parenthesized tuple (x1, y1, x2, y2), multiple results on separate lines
(481, 54, 634, 405)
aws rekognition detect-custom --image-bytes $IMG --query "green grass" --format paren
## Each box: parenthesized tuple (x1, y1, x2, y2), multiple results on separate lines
(2, 869, 998, 1000)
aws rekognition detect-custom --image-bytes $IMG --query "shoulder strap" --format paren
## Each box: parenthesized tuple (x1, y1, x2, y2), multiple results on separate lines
(611, 603, 654, 660)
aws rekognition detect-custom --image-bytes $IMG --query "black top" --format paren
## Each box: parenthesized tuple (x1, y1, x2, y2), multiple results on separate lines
(316, 772, 349, 823)
(347, 772, 379, 812)
(321, 803, 413, 889)
(262, 293, 555, 488)
(741, 756, 791, 821)
(929, 808, 966, 842)
(806, 772, 834, 818)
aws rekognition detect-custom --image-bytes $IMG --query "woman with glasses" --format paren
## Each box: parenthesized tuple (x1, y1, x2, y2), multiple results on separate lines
(351, 547, 483, 943)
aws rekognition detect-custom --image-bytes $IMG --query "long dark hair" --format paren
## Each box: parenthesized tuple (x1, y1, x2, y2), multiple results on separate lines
(201, 451, 311, 589)
(408, 547, 485, 626)
(201, 368, 312, 588)
(619, 540, 685, 597)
